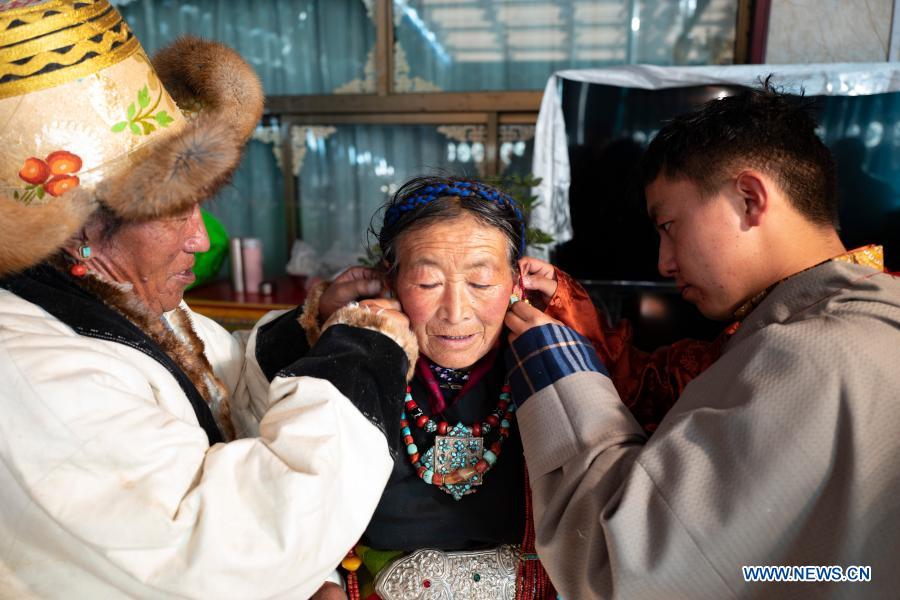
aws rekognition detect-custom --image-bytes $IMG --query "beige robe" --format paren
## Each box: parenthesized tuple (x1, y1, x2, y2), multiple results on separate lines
(515, 261, 900, 599)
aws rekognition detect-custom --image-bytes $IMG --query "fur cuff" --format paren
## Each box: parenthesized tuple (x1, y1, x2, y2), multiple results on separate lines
(323, 303, 419, 382)
(298, 280, 329, 346)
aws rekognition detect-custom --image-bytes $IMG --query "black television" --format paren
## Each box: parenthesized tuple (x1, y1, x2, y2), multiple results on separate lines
(532, 65, 900, 349)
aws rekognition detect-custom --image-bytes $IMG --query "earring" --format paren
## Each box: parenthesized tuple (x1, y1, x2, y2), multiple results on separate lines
(70, 243, 91, 277)
(515, 268, 530, 304)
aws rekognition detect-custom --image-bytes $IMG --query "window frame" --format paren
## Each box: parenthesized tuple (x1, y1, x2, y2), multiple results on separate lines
(267, 0, 768, 254)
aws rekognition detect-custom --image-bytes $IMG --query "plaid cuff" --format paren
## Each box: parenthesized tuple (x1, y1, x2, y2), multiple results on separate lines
(505, 323, 608, 407)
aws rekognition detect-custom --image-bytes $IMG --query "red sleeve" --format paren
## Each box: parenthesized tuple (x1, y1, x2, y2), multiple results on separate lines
(544, 268, 723, 433)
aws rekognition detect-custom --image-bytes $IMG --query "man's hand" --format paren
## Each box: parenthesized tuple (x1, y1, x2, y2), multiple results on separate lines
(359, 297, 410, 332)
(309, 582, 347, 600)
(505, 298, 563, 343)
(319, 267, 385, 322)
(518, 256, 558, 307)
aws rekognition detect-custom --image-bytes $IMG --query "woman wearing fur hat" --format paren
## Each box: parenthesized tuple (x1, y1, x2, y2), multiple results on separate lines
(0, 2, 413, 597)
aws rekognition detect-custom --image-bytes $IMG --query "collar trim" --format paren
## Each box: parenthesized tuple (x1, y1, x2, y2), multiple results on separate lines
(731, 245, 884, 326)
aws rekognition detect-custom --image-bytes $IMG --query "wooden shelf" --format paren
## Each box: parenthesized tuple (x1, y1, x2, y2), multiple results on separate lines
(185, 276, 308, 331)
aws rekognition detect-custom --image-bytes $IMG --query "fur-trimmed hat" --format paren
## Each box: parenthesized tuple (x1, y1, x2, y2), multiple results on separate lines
(0, 0, 264, 276)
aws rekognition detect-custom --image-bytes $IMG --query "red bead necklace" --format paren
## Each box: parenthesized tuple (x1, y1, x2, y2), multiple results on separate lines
(403, 383, 512, 439)
(401, 384, 515, 495)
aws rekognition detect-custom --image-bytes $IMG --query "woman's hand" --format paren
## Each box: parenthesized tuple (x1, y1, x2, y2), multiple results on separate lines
(505, 298, 563, 343)
(309, 582, 347, 600)
(359, 298, 410, 332)
(518, 256, 558, 306)
(319, 267, 385, 322)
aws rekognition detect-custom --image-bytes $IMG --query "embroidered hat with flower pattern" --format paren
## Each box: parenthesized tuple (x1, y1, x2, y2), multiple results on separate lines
(0, 0, 264, 276)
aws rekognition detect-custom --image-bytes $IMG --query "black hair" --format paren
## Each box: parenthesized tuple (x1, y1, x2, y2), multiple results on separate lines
(640, 77, 838, 226)
(94, 204, 125, 240)
(370, 176, 525, 276)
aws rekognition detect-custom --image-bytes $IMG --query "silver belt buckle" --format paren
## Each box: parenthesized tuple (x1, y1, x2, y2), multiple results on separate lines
(374, 545, 518, 599)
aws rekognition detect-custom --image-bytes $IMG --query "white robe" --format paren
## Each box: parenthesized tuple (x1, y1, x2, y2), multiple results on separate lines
(0, 291, 392, 599)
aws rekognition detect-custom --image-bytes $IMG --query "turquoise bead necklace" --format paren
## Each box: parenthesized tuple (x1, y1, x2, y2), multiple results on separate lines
(401, 383, 516, 501)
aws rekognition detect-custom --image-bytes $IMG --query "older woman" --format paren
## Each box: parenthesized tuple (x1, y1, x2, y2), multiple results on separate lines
(300, 177, 564, 599)
(304, 176, 720, 599)
(0, 5, 409, 598)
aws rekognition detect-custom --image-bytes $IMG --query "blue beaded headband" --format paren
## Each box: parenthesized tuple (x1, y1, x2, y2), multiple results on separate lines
(383, 181, 526, 256)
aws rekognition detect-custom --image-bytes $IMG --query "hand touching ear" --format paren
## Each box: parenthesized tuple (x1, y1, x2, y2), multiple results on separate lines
(319, 267, 385, 321)
(518, 256, 558, 308)
(504, 298, 562, 343)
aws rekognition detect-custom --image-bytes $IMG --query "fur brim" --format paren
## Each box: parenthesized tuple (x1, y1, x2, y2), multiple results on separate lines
(0, 38, 263, 275)
(0, 188, 95, 277)
(323, 303, 419, 382)
(99, 37, 264, 221)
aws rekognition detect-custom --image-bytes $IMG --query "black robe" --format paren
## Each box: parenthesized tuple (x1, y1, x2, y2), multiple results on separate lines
(363, 357, 527, 551)
(257, 308, 526, 551)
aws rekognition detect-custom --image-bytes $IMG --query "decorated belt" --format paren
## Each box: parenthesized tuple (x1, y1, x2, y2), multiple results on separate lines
(374, 545, 518, 599)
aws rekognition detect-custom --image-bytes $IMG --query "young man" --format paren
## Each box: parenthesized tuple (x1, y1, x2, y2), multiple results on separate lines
(504, 85, 900, 598)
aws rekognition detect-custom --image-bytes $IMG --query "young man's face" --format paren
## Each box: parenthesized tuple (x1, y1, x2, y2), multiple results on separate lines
(645, 175, 757, 320)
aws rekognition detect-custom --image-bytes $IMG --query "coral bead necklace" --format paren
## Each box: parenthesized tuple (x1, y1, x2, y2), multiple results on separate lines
(401, 383, 516, 501)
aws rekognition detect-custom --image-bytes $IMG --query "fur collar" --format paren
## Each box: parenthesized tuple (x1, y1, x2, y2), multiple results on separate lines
(58, 259, 236, 441)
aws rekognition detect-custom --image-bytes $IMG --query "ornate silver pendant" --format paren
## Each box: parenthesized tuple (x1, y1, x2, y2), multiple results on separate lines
(421, 422, 484, 500)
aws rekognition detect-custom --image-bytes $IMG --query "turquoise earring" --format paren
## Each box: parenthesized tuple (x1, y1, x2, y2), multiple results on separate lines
(71, 244, 92, 277)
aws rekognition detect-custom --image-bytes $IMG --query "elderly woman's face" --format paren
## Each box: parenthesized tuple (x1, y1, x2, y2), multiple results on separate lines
(93, 203, 209, 314)
(394, 213, 515, 369)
